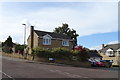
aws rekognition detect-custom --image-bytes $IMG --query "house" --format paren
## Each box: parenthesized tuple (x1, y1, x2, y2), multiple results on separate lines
(99, 43, 120, 66)
(27, 26, 73, 54)
(88, 50, 102, 62)
(0, 41, 1, 52)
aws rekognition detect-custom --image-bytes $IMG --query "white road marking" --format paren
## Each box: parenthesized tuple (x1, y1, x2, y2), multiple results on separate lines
(63, 72, 70, 75)
(0, 71, 15, 80)
(50, 69, 89, 78)
(83, 76, 89, 78)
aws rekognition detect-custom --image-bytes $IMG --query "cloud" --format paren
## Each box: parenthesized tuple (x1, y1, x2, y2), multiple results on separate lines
(107, 41, 120, 44)
(30, 3, 117, 36)
(0, 2, 118, 44)
(90, 41, 119, 50)
(89, 45, 102, 50)
(0, 0, 119, 2)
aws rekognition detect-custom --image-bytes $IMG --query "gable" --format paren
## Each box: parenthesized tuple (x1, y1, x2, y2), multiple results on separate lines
(43, 34, 52, 39)
(100, 44, 120, 53)
(117, 48, 120, 51)
(106, 48, 113, 52)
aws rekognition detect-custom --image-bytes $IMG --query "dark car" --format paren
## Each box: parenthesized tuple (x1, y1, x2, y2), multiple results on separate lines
(100, 60, 113, 68)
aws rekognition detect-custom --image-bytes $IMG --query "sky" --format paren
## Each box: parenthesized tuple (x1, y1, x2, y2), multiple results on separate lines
(0, 1, 118, 50)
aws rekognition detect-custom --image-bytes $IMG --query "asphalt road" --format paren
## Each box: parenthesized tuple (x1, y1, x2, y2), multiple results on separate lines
(1, 56, 119, 79)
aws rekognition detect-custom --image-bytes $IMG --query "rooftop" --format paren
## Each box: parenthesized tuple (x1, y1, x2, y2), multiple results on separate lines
(34, 30, 72, 40)
(100, 43, 120, 53)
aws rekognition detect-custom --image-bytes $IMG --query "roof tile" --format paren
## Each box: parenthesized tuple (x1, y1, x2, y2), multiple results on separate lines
(34, 30, 72, 40)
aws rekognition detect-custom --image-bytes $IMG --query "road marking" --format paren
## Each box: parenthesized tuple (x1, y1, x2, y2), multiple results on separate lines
(63, 72, 70, 75)
(50, 69, 89, 78)
(0, 71, 15, 80)
(83, 76, 89, 78)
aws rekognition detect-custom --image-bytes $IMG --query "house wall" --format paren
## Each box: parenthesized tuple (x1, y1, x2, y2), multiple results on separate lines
(27, 32, 39, 54)
(38, 38, 73, 50)
(33, 32, 39, 48)
(27, 36, 31, 54)
(100, 52, 120, 66)
(27, 32, 73, 54)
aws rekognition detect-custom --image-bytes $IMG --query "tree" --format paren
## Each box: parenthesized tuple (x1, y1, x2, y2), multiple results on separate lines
(2, 36, 13, 53)
(53, 24, 79, 48)
(74, 45, 85, 51)
(15, 44, 26, 55)
(3, 36, 13, 47)
(54, 24, 70, 34)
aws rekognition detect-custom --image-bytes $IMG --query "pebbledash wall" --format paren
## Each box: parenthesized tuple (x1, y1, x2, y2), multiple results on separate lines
(99, 44, 120, 66)
(100, 52, 120, 66)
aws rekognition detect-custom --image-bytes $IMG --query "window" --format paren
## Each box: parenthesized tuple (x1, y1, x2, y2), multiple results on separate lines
(107, 51, 114, 56)
(117, 49, 120, 56)
(106, 49, 114, 57)
(62, 40, 69, 46)
(118, 51, 120, 54)
(43, 37, 51, 45)
(118, 51, 120, 56)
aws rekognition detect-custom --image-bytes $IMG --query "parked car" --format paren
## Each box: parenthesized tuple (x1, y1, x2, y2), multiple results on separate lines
(100, 60, 113, 68)
(90, 60, 112, 68)
(96, 60, 104, 67)
(89, 59, 98, 67)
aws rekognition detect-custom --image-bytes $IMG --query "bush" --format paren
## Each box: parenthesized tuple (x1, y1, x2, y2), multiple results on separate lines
(77, 51, 90, 61)
(32, 47, 51, 58)
(15, 44, 26, 54)
(51, 47, 72, 60)
(2, 46, 13, 53)
(32, 47, 90, 61)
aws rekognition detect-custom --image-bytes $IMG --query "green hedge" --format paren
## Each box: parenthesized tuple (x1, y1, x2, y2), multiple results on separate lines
(32, 47, 89, 61)
(32, 47, 51, 58)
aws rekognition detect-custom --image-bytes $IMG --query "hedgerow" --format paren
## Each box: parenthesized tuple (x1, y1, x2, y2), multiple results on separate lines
(32, 47, 89, 61)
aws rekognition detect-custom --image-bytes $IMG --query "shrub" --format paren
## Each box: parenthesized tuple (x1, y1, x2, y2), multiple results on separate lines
(32, 47, 90, 61)
(2, 46, 13, 53)
(15, 44, 26, 54)
(32, 47, 51, 58)
(77, 51, 90, 61)
(51, 47, 72, 60)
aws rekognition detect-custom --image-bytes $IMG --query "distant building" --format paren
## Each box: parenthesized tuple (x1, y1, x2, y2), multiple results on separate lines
(27, 26, 73, 54)
(0, 41, 2, 52)
(99, 43, 120, 66)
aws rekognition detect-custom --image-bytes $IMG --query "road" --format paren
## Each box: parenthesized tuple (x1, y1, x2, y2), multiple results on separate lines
(1, 56, 119, 79)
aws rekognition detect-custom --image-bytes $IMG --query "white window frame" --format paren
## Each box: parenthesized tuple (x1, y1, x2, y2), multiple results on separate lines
(106, 48, 114, 57)
(62, 40, 69, 46)
(117, 49, 120, 56)
(43, 35, 51, 45)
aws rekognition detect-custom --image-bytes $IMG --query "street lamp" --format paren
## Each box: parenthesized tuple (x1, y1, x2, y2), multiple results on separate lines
(22, 24, 26, 57)
(22, 24, 26, 46)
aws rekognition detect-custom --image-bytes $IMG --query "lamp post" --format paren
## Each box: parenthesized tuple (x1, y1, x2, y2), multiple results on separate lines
(22, 24, 26, 57)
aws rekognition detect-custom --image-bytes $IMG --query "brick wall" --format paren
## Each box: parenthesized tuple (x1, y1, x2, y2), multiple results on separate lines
(27, 31, 73, 54)
(38, 38, 73, 50)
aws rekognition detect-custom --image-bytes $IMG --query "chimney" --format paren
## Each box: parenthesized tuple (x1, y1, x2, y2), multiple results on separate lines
(102, 44, 104, 49)
(30, 26, 34, 49)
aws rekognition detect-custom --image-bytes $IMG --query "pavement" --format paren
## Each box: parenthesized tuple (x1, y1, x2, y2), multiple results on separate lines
(1, 56, 120, 79)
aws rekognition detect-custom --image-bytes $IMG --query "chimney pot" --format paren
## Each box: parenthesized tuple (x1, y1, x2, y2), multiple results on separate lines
(102, 44, 104, 49)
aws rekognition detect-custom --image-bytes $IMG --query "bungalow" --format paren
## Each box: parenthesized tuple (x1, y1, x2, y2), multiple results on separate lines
(99, 43, 120, 66)
(27, 26, 73, 54)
